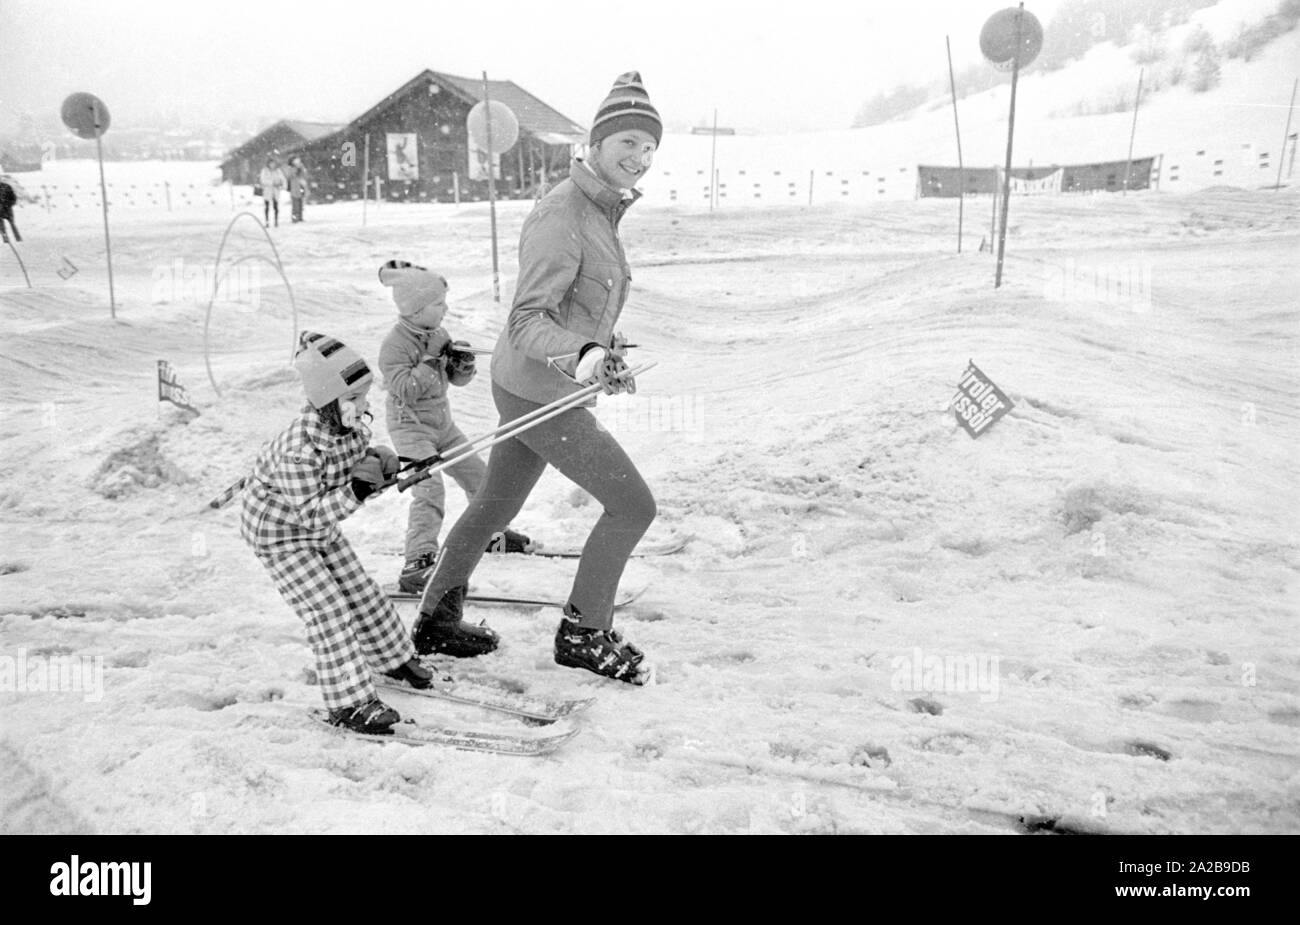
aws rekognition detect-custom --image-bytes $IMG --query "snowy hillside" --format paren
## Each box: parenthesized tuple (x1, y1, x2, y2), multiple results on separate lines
(1, 160, 1297, 833)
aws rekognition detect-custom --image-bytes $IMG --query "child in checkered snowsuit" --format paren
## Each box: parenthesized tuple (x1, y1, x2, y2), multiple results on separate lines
(239, 331, 436, 734)
(377, 260, 531, 596)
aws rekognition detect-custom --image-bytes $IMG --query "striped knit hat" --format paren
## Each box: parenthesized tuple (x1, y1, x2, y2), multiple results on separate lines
(590, 71, 662, 147)
(293, 331, 373, 408)
(378, 259, 448, 317)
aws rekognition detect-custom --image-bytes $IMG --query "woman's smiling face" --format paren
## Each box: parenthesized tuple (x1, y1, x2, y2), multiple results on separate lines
(589, 129, 657, 190)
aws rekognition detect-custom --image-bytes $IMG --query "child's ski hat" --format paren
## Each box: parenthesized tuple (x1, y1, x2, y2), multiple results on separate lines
(293, 331, 372, 408)
(378, 259, 447, 316)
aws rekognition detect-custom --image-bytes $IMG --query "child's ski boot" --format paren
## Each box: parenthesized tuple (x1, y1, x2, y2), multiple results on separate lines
(554, 604, 649, 685)
(383, 656, 435, 689)
(485, 528, 534, 554)
(328, 698, 400, 734)
(397, 551, 438, 595)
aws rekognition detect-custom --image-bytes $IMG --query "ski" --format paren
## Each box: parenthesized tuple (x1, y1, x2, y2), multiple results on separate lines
(494, 534, 692, 560)
(373, 673, 594, 724)
(384, 585, 644, 609)
(310, 709, 578, 757)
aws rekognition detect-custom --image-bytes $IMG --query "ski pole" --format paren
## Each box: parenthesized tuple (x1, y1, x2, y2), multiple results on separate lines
(398, 363, 636, 477)
(207, 362, 652, 508)
(207, 476, 247, 510)
(395, 361, 655, 493)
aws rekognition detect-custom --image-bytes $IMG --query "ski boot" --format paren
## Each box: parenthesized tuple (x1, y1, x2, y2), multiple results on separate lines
(554, 604, 649, 685)
(328, 698, 400, 734)
(383, 656, 434, 689)
(412, 585, 500, 657)
(397, 550, 438, 595)
(485, 528, 534, 554)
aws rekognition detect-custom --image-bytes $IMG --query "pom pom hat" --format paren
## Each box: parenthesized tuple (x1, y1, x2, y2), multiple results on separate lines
(294, 331, 373, 409)
(378, 259, 447, 317)
(589, 71, 662, 148)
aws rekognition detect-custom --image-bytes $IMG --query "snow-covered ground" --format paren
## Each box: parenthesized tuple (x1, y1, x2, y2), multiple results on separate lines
(1, 156, 1296, 833)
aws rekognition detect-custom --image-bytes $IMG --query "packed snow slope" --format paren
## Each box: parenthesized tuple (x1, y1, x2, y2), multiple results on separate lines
(1, 180, 1297, 834)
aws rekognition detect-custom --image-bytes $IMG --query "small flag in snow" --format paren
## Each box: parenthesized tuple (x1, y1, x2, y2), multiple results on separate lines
(157, 359, 198, 415)
(950, 360, 1012, 438)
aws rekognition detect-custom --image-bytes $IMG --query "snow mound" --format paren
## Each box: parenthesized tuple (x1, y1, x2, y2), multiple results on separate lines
(89, 430, 194, 499)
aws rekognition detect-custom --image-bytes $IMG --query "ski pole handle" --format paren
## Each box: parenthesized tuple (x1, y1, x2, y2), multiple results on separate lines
(207, 476, 247, 510)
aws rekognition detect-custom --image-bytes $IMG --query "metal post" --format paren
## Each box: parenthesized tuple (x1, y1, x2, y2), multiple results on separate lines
(946, 35, 965, 253)
(453, 171, 460, 205)
(808, 169, 814, 206)
(994, 3, 1025, 289)
(1277, 78, 1298, 190)
(1123, 67, 1144, 194)
(92, 100, 116, 317)
(483, 71, 501, 302)
(362, 132, 370, 226)
(709, 108, 718, 213)
(990, 168, 998, 248)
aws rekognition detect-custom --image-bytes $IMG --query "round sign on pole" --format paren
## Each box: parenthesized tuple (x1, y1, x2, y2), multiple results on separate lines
(61, 92, 111, 139)
(980, 7, 1043, 71)
(467, 100, 519, 154)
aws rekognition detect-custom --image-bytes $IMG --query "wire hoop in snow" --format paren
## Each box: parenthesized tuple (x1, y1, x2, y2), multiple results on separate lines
(203, 211, 297, 396)
(4, 237, 31, 288)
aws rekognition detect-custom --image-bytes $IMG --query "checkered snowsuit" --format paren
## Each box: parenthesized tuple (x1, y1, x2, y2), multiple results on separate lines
(240, 408, 414, 710)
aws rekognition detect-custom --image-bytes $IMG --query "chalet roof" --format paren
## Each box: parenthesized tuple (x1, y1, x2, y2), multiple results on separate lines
(435, 72, 587, 140)
(282, 120, 348, 141)
(224, 72, 585, 164)
(344, 70, 587, 142)
(222, 119, 346, 162)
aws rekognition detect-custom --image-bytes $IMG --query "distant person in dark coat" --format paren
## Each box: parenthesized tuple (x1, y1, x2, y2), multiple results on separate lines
(288, 156, 309, 223)
(0, 176, 21, 243)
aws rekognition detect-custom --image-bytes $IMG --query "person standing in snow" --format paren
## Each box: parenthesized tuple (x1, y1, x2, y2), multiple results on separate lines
(414, 71, 660, 684)
(0, 175, 22, 243)
(239, 331, 435, 734)
(375, 259, 532, 615)
(258, 156, 287, 228)
(287, 156, 309, 223)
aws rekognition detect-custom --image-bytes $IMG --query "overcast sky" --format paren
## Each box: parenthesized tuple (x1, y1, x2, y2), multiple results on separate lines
(0, 0, 1067, 135)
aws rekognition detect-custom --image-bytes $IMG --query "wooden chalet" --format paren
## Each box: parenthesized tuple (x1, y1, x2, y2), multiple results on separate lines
(275, 70, 586, 204)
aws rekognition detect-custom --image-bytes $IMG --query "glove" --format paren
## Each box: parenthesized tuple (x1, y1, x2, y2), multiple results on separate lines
(420, 331, 452, 372)
(445, 340, 476, 384)
(350, 454, 385, 502)
(366, 445, 400, 480)
(575, 344, 635, 396)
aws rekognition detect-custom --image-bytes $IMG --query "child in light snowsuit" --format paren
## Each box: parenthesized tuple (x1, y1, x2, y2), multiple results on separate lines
(240, 330, 434, 734)
(377, 260, 531, 612)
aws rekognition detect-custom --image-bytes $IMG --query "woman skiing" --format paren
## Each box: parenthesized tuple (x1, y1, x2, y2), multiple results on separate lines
(240, 331, 433, 733)
(413, 71, 661, 684)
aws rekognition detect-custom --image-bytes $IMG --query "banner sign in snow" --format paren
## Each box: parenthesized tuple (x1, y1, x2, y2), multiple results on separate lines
(157, 360, 198, 414)
(951, 361, 1012, 438)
